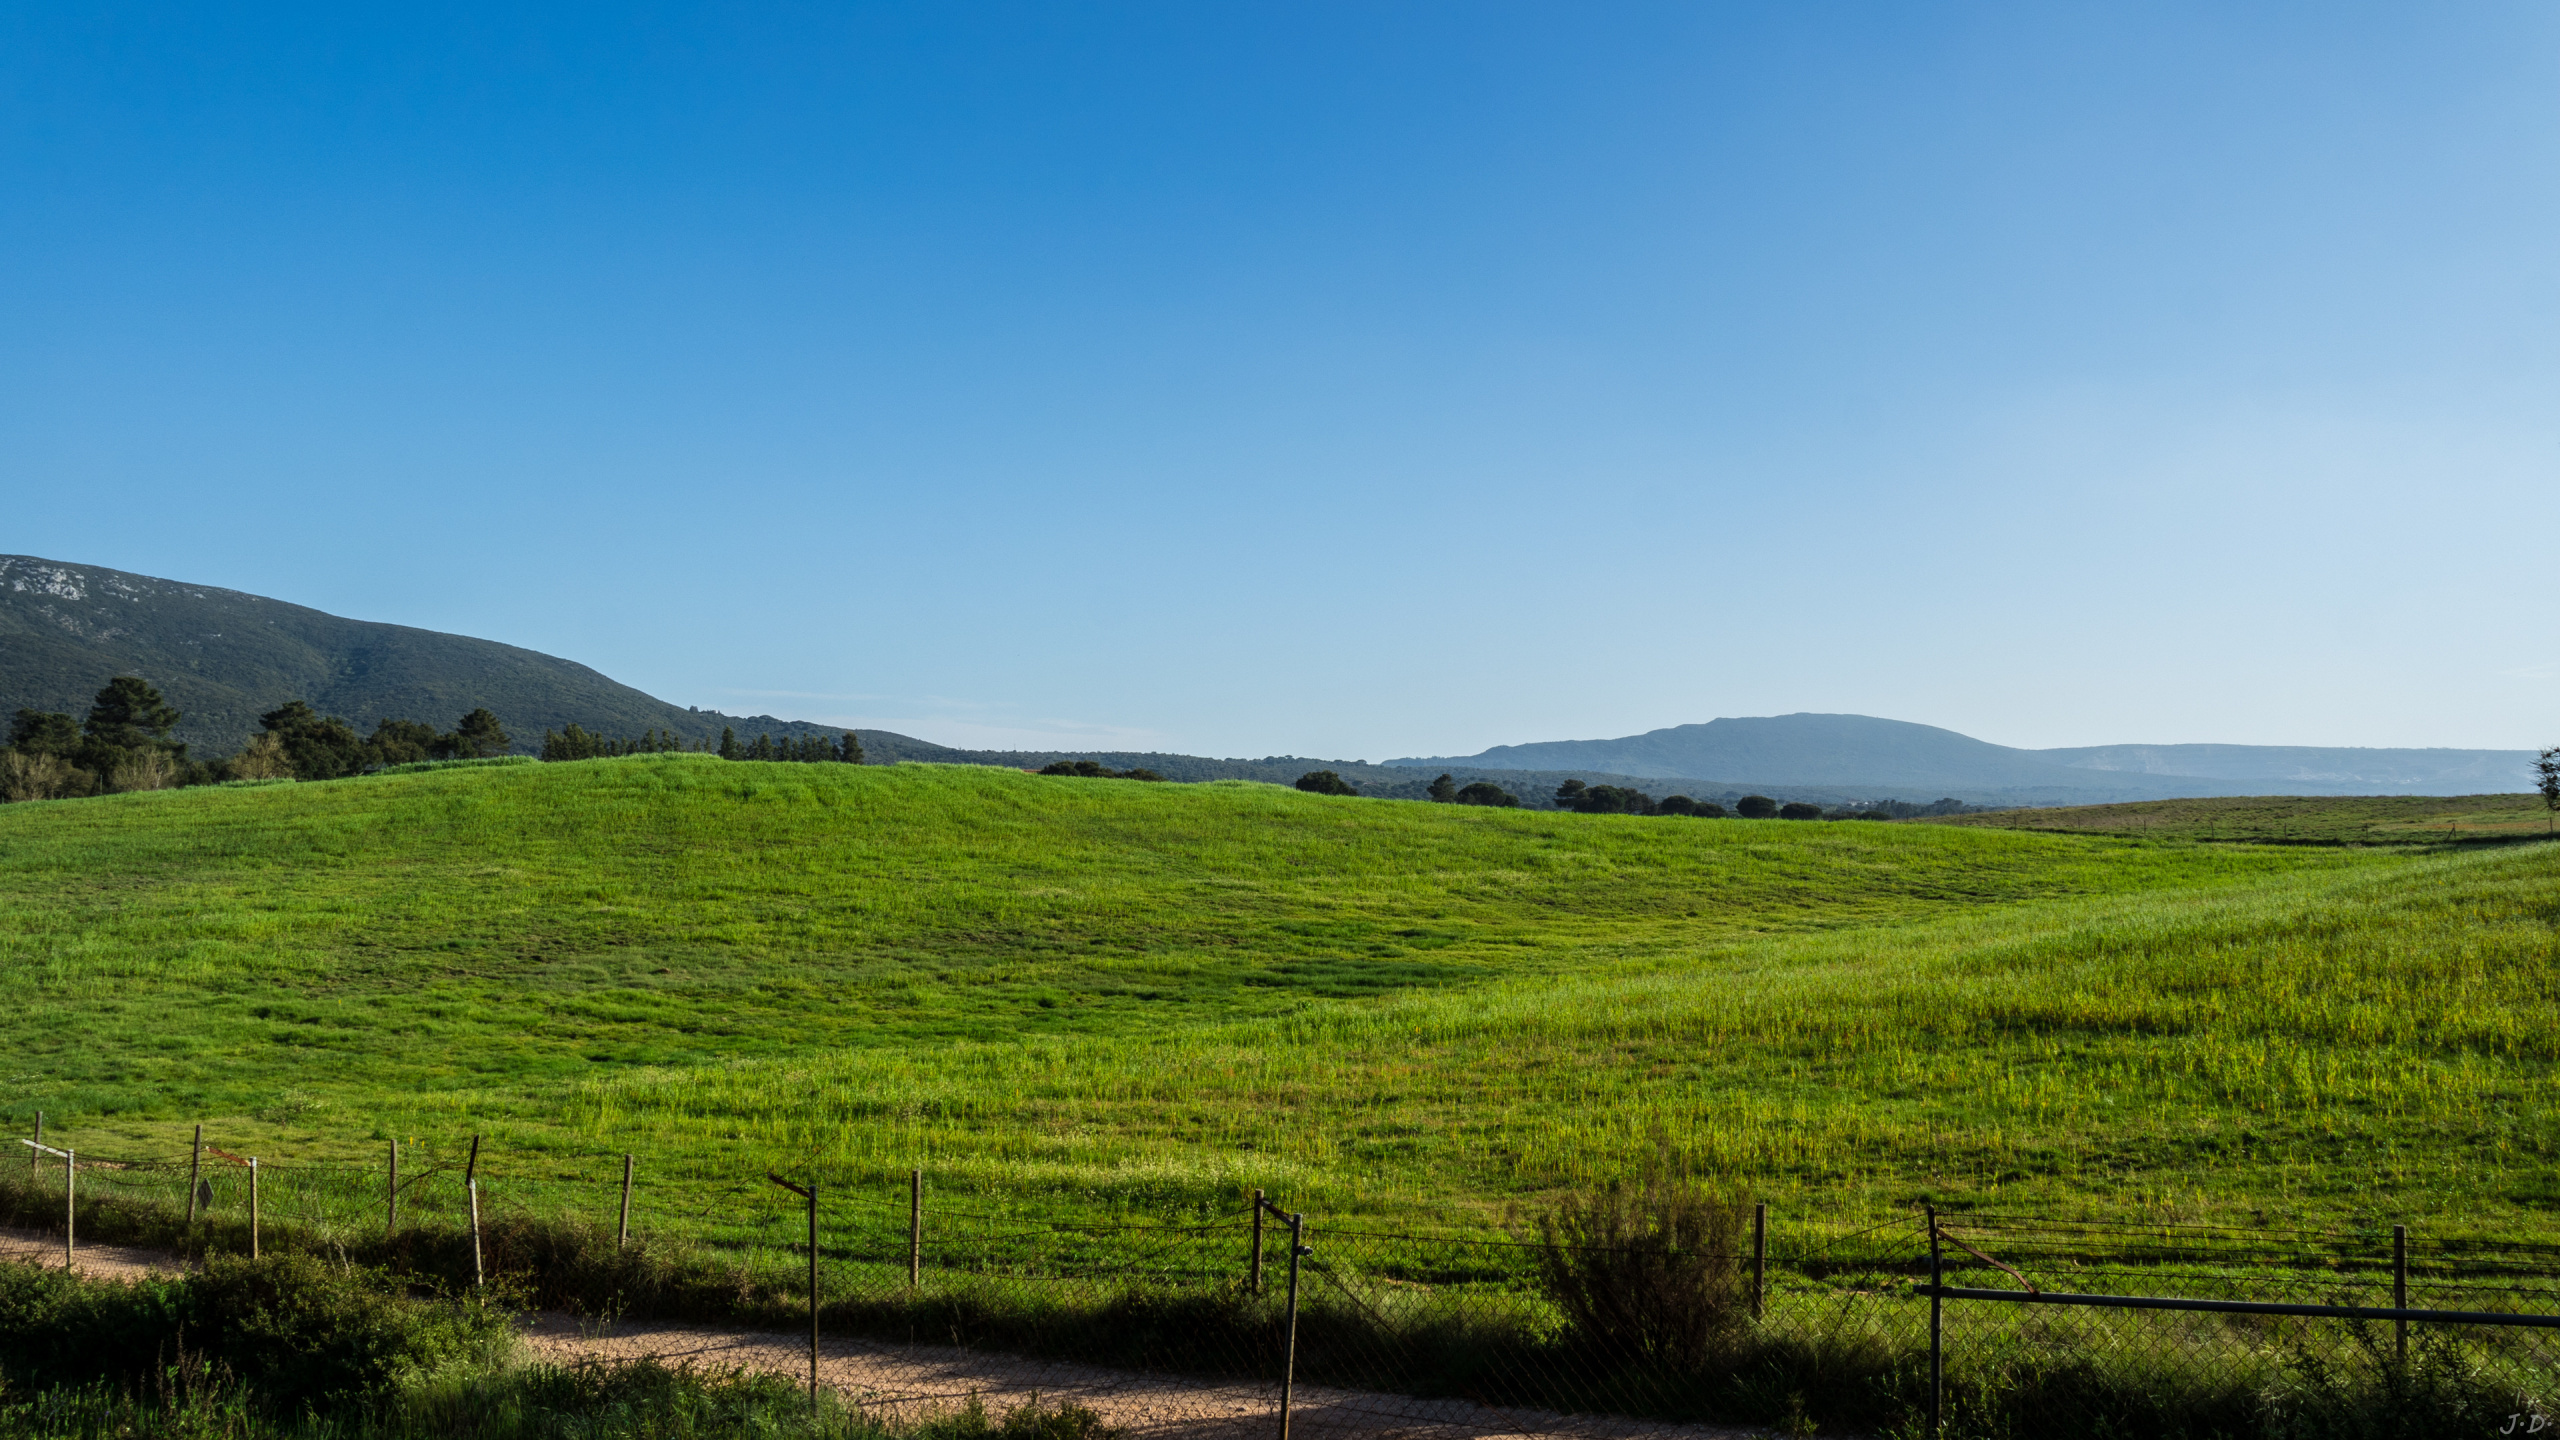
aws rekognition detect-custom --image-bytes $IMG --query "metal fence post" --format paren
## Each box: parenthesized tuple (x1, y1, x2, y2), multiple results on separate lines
(249, 1158, 261, 1259)
(465, 1135, 484, 1289)
(1927, 1204, 1943, 1440)
(28, 1112, 37, 1179)
(1752, 1201, 1767, 1320)
(909, 1168, 922, 1290)
(63, 1148, 74, 1270)
(768, 1172, 820, 1409)
(1279, 1211, 1306, 1440)
(1251, 1189, 1265, 1295)
(186, 1124, 203, 1228)
(387, 1140, 399, 1238)
(2393, 1223, 2408, 1364)
(619, 1154, 634, 1249)
(809, 1179, 821, 1408)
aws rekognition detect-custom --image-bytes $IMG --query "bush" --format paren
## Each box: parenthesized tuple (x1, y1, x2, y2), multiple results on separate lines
(1038, 761, 1164, 781)
(1294, 770, 1357, 796)
(0, 1252, 510, 1413)
(1778, 802, 1823, 820)
(1734, 795, 1778, 819)
(1530, 1173, 1752, 1370)
(1453, 782, 1518, 807)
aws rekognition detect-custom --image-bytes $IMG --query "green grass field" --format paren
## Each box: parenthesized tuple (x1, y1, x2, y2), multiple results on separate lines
(1, 755, 2552, 1244)
(1932, 791, 2559, 844)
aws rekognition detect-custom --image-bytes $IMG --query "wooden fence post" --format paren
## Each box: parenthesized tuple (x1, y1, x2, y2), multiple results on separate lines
(250, 1158, 261, 1259)
(908, 1168, 921, 1290)
(619, 1154, 634, 1249)
(28, 1112, 37, 1179)
(186, 1124, 203, 1227)
(63, 1148, 74, 1270)
(387, 1140, 399, 1238)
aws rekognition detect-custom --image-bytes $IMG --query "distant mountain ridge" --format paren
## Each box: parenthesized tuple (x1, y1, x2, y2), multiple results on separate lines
(8, 556, 2531, 806)
(0, 555, 851, 756)
(1386, 713, 2537, 803)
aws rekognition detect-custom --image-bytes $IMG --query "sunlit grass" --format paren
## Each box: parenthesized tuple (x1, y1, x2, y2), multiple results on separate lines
(1, 755, 2547, 1246)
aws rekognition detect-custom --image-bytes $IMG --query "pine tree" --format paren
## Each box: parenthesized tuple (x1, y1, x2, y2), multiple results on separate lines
(1428, 773, 1458, 803)
(452, 709, 510, 759)
(718, 726, 740, 760)
(839, 731, 863, 764)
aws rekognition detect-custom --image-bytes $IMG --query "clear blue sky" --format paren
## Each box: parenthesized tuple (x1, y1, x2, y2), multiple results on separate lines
(5, 4, 2553, 757)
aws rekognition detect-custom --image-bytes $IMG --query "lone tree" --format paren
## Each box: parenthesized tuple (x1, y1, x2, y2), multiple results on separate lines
(2537, 746, 2560, 835)
(1778, 801, 1824, 820)
(84, 676, 184, 762)
(1296, 770, 1358, 796)
(840, 730, 864, 764)
(1735, 794, 1778, 820)
(452, 708, 510, 758)
(1429, 773, 1458, 803)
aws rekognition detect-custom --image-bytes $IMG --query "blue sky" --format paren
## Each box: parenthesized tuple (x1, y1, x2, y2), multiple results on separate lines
(5, 3, 2554, 757)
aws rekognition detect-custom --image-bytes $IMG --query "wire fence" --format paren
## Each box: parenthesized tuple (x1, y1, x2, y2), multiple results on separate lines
(6, 1125, 2557, 1438)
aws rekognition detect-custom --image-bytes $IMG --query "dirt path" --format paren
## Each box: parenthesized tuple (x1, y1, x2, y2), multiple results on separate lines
(519, 1315, 1770, 1439)
(2, 1227, 1770, 1439)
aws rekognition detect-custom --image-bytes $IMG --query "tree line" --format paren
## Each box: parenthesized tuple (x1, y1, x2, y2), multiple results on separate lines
(1278, 768, 1949, 821)
(538, 724, 863, 764)
(1, 676, 515, 801)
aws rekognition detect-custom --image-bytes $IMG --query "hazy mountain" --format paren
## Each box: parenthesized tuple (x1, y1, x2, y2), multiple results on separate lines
(0, 555, 857, 756)
(1386, 713, 2539, 802)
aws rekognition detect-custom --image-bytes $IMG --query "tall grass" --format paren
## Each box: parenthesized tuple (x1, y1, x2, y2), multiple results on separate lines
(0, 758, 2546, 1242)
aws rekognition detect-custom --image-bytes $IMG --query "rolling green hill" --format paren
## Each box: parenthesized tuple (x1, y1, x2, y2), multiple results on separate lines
(0, 554, 1825, 807)
(4, 758, 2549, 1241)
(0, 554, 862, 756)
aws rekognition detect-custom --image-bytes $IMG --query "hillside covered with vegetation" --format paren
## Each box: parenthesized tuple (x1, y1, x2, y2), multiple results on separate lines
(3, 756, 2550, 1243)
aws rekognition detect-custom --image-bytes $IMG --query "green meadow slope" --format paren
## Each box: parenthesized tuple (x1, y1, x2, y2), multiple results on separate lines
(1, 756, 2549, 1238)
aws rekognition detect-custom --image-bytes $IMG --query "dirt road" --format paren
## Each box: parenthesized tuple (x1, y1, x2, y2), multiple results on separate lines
(1, 1227, 1769, 1439)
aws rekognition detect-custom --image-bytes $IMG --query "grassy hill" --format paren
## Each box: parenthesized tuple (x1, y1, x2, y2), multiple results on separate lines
(1, 758, 2549, 1243)
(1929, 792, 2560, 844)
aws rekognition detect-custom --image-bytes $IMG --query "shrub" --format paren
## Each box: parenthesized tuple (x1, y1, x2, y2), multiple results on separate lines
(1570, 785, 1653, 814)
(1039, 762, 1165, 781)
(0, 752, 86, 803)
(1295, 770, 1357, 796)
(1530, 1172, 1753, 1370)
(1692, 801, 1727, 818)
(1778, 802, 1823, 820)
(1454, 782, 1518, 807)
(1735, 795, 1778, 819)
(0, 1252, 510, 1413)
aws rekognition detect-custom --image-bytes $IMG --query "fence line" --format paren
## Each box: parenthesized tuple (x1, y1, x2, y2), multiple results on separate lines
(4, 1118, 2555, 1438)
